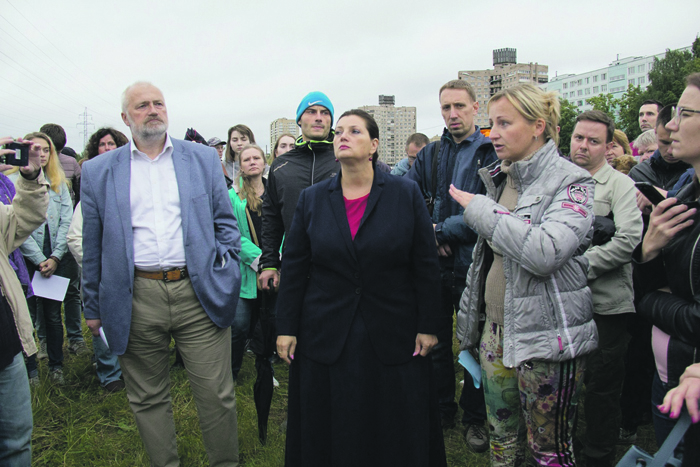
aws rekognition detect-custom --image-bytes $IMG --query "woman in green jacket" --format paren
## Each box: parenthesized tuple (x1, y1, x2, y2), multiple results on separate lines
(228, 144, 266, 381)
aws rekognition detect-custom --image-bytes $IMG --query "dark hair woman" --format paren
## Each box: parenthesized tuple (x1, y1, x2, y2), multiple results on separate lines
(224, 124, 256, 182)
(276, 109, 447, 466)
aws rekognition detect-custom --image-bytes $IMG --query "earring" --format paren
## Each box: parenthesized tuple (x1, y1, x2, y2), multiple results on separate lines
(335, 158, 338, 162)
(533, 135, 538, 141)
(369, 156, 373, 161)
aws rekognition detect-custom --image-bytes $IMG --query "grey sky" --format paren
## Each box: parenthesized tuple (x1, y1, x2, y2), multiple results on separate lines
(1, 0, 698, 154)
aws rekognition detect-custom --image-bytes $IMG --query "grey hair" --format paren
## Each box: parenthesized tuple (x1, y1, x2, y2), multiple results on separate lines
(121, 81, 156, 113)
(633, 129, 657, 150)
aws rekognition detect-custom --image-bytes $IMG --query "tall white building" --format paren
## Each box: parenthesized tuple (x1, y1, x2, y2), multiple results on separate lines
(359, 95, 416, 167)
(269, 118, 299, 151)
(542, 46, 692, 112)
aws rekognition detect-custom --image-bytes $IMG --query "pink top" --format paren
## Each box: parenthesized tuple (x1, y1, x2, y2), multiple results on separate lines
(344, 193, 370, 240)
(652, 325, 671, 383)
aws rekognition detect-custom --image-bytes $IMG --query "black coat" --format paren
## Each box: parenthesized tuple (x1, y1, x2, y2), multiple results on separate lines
(633, 178, 700, 387)
(628, 150, 691, 191)
(275, 169, 444, 365)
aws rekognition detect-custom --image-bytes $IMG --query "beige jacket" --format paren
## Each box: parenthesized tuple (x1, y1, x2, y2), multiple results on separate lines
(0, 172, 49, 356)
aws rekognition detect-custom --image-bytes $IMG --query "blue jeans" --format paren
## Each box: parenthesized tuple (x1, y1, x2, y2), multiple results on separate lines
(231, 296, 258, 380)
(0, 352, 33, 466)
(93, 335, 121, 387)
(35, 253, 83, 344)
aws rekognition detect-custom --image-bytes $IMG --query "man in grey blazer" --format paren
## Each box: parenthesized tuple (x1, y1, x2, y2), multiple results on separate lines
(81, 81, 242, 467)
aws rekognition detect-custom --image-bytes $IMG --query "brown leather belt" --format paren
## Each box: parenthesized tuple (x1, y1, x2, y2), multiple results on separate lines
(134, 267, 188, 282)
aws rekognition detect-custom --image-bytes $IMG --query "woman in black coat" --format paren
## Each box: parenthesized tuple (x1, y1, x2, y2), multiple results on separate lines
(276, 109, 447, 467)
(633, 73, 700, 457)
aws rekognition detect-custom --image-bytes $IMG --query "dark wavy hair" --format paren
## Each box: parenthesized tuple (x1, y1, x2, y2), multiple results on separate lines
(225, 124, 256, 164)
(85, 127, 129, 160)
(336, 109, 380, 169)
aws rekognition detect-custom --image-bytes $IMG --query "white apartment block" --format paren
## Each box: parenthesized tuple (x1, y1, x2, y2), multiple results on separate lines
(269, 118, 299, 150)
(359, 95, 417, 167)
(542, 46, 692, 112)
(458, 48, 549, 128)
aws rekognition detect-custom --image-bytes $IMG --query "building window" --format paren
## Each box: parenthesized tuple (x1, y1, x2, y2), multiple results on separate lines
(578, 79, 582, 86)
(628, 67, 635, 74)
(578, 90, 583, 96)
(602, 84, 607, 92)
(585, 88, 591, 95)
(577, 100, 583, 106)
(638, 76, 645, 85)
(585, 77, 590, 84)
(593, 86, 599, 93)
(601, 73, 607, 80)
(629, 79, 635, 86)
(638, 64, 645, 73)
(593, 75, 598, 83)
(610, 74, 625, 82)
(563, 83, 568, 89)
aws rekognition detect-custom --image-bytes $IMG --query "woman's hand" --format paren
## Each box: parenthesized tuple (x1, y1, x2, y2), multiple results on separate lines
(449, 184, 475, 209)
(39, 257, 58, 277)
(640, 197, 696, 262)
(659, 363, 700, 423)
(413, 333, 438, 357)
(277, 335, 297, 364)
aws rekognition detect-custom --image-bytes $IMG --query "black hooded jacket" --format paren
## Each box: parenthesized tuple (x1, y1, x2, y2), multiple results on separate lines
(628, 149, 691, 190)
(260, 135, 340, 270)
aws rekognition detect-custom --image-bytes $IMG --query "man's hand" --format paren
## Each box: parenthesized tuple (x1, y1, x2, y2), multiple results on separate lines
(413, 333, 438, 357)
(437, 244, 452, 257)
(86, 319, 102, 337)
(258, 269, 280, 290)
(276, 335, 297, 364)
(636, 188, 667, 215)
(38, 258, 58, 277)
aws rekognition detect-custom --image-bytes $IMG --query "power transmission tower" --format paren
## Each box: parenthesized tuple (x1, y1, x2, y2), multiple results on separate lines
(77, 107, 95, 151)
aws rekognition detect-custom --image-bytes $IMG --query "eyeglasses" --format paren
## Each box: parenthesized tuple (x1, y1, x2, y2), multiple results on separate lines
(671, 106, 700, 125)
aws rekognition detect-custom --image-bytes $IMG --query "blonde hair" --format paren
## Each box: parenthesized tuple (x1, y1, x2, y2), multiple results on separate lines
(612, 129, 632, 155)
(235, 144, 265, 215)
(487, 83, 560, 145)
(24, 132, 68, 193)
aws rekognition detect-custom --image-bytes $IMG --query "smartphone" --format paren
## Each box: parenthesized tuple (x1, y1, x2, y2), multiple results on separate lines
(1, 142, 29, 166)
(634, 182, 666, 205)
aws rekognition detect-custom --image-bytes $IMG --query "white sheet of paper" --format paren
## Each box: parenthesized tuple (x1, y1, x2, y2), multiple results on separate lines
(31, 271, 69, 301)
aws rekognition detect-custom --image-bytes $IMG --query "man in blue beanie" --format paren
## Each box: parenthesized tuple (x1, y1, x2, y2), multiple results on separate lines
(259, 92, 339, 290)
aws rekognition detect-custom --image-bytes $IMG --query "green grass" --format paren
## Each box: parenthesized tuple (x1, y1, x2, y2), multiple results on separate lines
(29, 331, 659, 466)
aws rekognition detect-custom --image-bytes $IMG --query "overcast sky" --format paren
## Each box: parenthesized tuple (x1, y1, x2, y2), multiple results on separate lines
(1, 0, 698, 154)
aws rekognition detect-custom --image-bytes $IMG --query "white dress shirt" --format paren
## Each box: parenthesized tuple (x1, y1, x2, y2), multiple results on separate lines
(129, 136, 186, 271)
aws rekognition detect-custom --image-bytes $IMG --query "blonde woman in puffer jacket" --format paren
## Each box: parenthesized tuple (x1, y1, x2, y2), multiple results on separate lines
(450, 83, 598, 467)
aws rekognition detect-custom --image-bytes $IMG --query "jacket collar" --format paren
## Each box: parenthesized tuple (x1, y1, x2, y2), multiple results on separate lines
(327, 168, 386, 261)
(591, 160, 614, 184)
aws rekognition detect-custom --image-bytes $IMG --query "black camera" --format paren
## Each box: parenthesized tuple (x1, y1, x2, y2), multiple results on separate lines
(1, 142, 30, 166)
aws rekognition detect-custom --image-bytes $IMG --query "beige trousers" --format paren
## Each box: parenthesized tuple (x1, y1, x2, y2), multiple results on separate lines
(118, 276, 238, 467)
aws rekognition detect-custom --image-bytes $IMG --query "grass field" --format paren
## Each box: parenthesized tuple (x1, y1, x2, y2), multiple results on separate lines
(29, 332, 659, 466)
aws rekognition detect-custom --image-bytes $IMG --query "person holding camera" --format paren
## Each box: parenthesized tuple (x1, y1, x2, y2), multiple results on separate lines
(0, 136, 48, 466)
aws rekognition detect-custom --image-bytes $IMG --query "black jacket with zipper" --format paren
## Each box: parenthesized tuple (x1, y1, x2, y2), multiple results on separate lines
(261, 135, 339, 270)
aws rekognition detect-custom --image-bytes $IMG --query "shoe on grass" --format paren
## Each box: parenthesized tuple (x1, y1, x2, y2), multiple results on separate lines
(617, 427, 637, 445)
(37, 340, 48, 360)
(465, 423, 489, 453)
(28, 375, 40, 387)
(49, 368, 64, 384)
(68, 340, 90, 356)
(103, 380, 125, 393)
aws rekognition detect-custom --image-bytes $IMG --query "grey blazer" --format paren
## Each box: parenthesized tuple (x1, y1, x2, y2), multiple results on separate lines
(81, 138, 241, 355)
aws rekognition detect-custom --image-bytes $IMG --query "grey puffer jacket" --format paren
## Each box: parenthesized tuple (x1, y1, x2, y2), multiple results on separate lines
(456, 140, 598, 368)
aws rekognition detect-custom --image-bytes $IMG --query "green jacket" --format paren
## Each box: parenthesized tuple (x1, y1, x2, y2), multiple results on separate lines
(229, 189, 262, 299)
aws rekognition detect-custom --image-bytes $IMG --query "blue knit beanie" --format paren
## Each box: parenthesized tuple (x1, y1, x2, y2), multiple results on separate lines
(296, 91, 334, 126)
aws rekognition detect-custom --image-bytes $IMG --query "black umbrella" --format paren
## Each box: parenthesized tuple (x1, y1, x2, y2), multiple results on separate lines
(184, 128, 208, 145)
(250, 283, 277, 445)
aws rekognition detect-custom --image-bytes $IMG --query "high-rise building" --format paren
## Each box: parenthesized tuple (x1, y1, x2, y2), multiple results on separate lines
(359, 95, 416, 167)
(458, 48, 549, 128)
(541, 46, 692, 113)
(270, 118, 299, 151)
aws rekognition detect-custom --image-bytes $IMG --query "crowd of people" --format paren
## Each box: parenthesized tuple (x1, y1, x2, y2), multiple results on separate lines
(0, 72, 699, 467)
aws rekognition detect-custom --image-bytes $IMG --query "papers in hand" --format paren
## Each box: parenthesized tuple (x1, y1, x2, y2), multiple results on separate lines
(99, 327, 109, 349)
(458, 350, 482, 389)
(30, 271, 69, 301)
